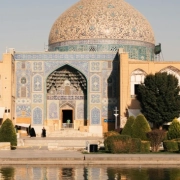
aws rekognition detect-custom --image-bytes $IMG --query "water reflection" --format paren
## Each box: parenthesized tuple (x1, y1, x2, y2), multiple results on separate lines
(0, 165, 180, 180)
(62, 168, 73, 178)
(0, 167, 14, 180)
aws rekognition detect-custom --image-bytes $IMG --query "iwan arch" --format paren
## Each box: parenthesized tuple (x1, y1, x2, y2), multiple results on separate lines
(46, 64, 88, 131)
(0, 0, 180, 137)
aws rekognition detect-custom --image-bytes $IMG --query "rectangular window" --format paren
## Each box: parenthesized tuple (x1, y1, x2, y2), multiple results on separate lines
(134, 84, 140, 95)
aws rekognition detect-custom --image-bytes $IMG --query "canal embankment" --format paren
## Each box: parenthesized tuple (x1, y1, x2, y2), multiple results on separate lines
(1, 149, 180, 165)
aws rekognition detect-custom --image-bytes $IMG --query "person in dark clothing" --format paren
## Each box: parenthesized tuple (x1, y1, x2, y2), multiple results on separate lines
(28, 125, 31, 136)
(30, 128, 36, 137)
(42, 127, 46, 137)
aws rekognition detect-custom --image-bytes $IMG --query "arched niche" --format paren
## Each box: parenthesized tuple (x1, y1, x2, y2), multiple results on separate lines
(91, 107, 100, 125)
(46, 64, 87, 96)
(91, 74, 101, 92)
(32, 107, 42, 125)
(33, 74, 43, 92)
(46, 64, 88, 128)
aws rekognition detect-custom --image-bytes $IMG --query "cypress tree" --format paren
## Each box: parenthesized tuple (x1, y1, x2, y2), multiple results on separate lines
(0, 119, 17, 147)
(132, 114, 151, 140)
(167, 118, 180, 140)
(121, 116, 135, 136)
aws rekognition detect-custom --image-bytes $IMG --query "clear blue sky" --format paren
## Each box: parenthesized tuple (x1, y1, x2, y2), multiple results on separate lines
(0, 0, 180, 60)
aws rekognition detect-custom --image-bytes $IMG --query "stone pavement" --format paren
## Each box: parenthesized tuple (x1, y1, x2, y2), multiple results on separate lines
(17, 136, 104, 150)
(1, 147, 180, 165)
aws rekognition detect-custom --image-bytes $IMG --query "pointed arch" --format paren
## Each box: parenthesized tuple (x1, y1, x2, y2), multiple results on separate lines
(46, 64, 88, 125)
(160, 66, 180, 75)
(45, 63, 88, 81)
(60, 102, 74, 109)
(160, 66, 180, 85)
(131, 68, 147, 76)
(46, 64, 87, 95)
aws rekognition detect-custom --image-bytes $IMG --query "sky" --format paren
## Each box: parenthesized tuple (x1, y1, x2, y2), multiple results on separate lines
(0, 0, 180, 61)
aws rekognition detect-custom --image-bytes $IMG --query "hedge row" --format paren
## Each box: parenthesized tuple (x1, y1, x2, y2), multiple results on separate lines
(163, 140, 180, 152)
(104, 135, 150, 153)
(141, 141, 151, 153)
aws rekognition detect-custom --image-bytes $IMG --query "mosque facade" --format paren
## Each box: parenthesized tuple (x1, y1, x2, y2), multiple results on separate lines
(0, 0, 179, 136)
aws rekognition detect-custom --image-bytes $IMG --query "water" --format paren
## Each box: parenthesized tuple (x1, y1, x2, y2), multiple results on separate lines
(0, 165, 179, 180)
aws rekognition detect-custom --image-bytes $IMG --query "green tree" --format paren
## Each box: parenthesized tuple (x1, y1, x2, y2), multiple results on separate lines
(121, 116, 135, 136)
(132, 114, 151, 140)
(0, 119, 17, 147)
(167, 118, 180, 140)
(136, 72, 180, 128)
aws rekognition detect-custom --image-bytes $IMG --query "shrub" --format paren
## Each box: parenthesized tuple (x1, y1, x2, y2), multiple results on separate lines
(104, 135, 119, 152)
(167, 118, 180, 140)
(104, 135, 150, 153)
(121, 116, 135, 136)
(163, 140, 178, 152)
(111, 140, 129, 153)
(104, 131, 120, 151)
(141, 141, 150, 153)
(132, 114, 151, 140)
(177, 141, 180, 151)
(175, 138, 180, 141)
(104, 131, 120, 138)
(0, 119, 17, 147)
(104, 135, 131, 153)
(147, 129, 166, 152)
(129, 138, 141, 153)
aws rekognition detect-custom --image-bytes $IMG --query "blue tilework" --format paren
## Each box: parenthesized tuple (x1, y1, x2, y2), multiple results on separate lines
(14, 53, 117, 61)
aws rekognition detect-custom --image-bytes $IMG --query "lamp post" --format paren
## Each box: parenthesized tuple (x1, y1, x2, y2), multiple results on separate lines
(114, 107, 119, 130)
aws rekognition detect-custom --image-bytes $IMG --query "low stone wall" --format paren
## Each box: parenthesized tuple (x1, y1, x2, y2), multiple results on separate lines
(0, 142, 10, 150)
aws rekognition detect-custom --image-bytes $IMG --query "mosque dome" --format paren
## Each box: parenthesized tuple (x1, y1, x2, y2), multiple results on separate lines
(48, 0, 155, 60)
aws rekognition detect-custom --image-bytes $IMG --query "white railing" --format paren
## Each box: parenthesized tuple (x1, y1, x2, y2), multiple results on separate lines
(62, 123, 74, 129)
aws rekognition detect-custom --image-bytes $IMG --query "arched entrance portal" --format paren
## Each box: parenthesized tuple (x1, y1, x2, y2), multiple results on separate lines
(62, 110, 72, 123)
(46, 65, 87, 130)
(60, 103, 74, 129)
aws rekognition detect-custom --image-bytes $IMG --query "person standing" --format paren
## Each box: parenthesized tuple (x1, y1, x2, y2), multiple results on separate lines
(42, 127, 46, 137)
(30, 127, 36, 137)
